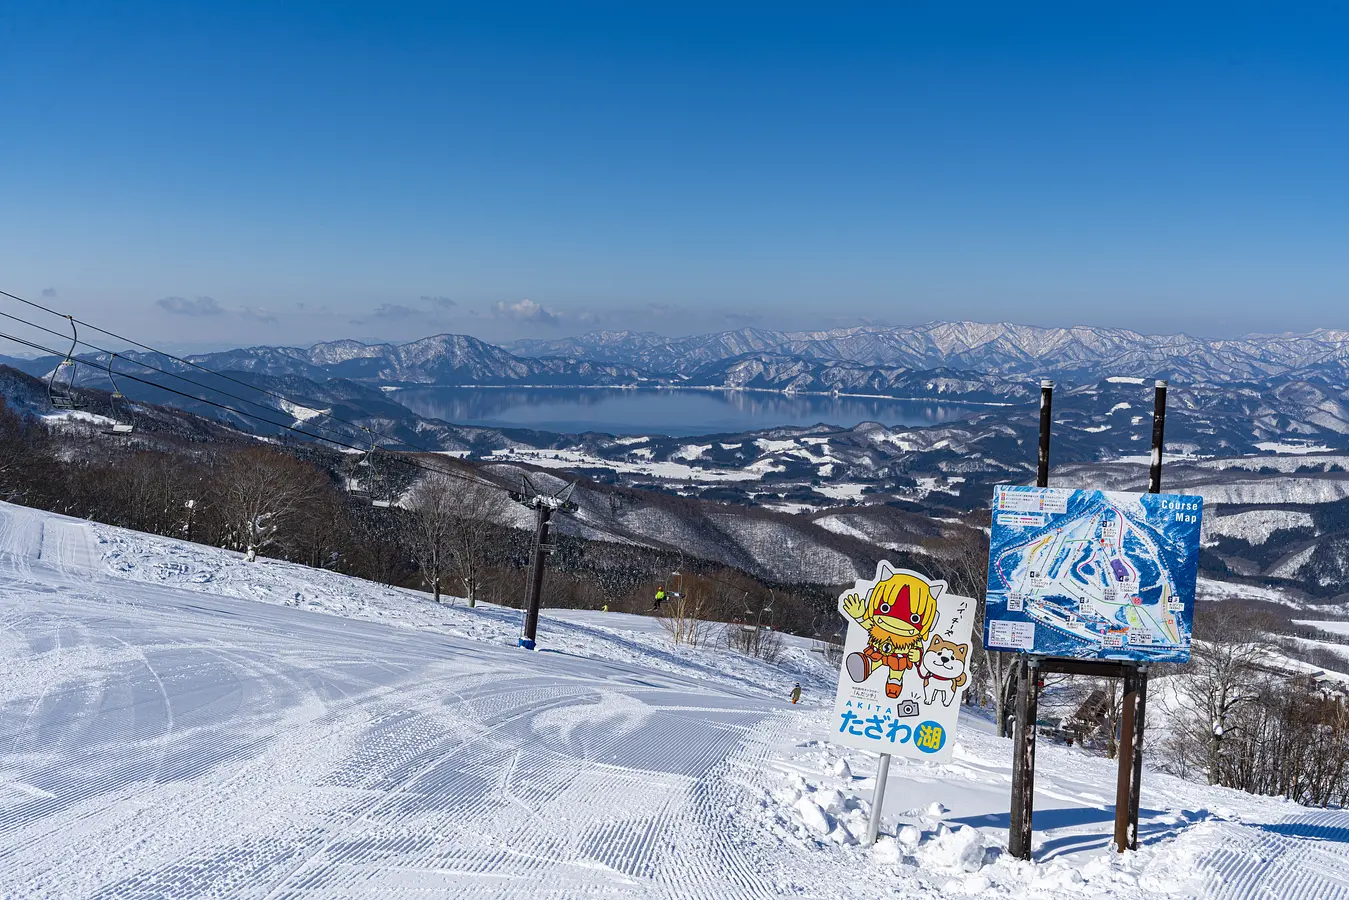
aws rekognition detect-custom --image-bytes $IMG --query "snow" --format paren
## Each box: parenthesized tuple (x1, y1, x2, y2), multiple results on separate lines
(1254, 441, 1337, 455)
(1196, 576, 1301, 606)
(2, 500, 1348, 898)
(814, 483, 868, 502)
(1203, 509, 1314, 545)
(1269, 545, 1317, 579)
(279, 398, 328, 422)
(488, 447, 763, 482)
(1299, 619, 1349, 636)
(1178, 477, 1349, 506)
(41, 409, 118, 427)
(1108, 402, 1133, 414)
(671, 443, 712, 461)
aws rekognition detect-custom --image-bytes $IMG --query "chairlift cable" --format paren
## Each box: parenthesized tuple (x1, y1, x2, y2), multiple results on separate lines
(0, 295, 793, 593)
(0, 327, 514, 496)
(1, 287, 418, 455)
(0, 305, 374, 451)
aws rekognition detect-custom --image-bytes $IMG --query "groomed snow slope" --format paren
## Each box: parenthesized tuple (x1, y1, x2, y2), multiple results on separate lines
(1, 501, 1347, 899)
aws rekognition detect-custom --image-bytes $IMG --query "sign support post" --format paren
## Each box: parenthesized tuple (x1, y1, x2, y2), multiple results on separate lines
(1001, 378, 1180, 859)
(1008, 655, 1040, 859)
(1113, 667, 1138, 850)
(1009, 380, 1053, 860)
(864, 753, 892, 846)
(1113, 379, 1165, 850)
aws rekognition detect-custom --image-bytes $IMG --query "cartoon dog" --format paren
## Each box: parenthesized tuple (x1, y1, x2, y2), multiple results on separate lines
(842, 569, 943, 699)
(918, 634, 969, 707)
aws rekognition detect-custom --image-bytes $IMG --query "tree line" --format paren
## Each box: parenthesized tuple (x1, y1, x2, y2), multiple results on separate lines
(0, 397, 832, 636)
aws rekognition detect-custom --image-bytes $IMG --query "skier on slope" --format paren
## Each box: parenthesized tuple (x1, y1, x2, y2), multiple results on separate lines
(790, 683, 801, 705)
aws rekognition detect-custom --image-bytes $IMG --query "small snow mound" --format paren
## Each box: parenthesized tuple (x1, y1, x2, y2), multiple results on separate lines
(816, 789, 845, 815)
(956, 873, 992, 894)
(828, 758, 852, 780)
(897, 824, 922, 849)
(870, 836, 903, 864)
(918, 825, 988, 873)
(794, 797, 832, 835)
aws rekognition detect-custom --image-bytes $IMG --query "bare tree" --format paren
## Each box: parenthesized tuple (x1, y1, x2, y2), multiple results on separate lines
(1161, 622, 1273, 785)
(447, 481, 508, 607)
(724, 620, 785, 662)
(210, 447, 328, 562)
(927, 524, 1019, 735)
(403, 473, 456, 603)
(658, 583, 715, 648)
(403, 474, 508, 605)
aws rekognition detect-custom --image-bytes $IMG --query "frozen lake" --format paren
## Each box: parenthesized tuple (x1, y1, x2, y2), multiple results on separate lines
(392, 386, 991, 436)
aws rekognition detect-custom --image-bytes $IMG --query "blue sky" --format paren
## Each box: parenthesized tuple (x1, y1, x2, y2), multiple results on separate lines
(2, 2, 1347, 349)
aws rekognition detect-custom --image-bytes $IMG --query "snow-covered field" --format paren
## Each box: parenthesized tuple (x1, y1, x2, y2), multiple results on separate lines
(2, 501, 1347, 898)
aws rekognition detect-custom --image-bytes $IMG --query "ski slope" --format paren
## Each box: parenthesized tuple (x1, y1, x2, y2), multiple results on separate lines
(1, 501, 1348, 898)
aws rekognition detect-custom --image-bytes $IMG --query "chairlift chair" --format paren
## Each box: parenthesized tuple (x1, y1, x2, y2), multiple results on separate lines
(345, 431, 378, 498)
(47, 315, 86, 411)
(361, 436, 395, 508)
(101, 352, 135, 435)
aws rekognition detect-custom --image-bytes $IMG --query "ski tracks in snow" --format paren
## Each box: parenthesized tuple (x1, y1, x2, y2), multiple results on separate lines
(0, 503, 824, 898)
(1192, 809, 1349, 900)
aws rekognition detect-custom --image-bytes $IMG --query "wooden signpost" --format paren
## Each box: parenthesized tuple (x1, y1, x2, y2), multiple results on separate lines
(1007, 379, 1171, 859)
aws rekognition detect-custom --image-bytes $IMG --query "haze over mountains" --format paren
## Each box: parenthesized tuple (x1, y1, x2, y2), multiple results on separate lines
(8, 317, 1349, 603)
(14, 320, 1349, 392)
(509, 321, 1349, 383)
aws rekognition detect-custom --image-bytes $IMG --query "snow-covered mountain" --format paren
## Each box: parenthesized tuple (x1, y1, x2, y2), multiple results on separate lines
(511, 322, 1349, 383)
(117, 334, 648, 387)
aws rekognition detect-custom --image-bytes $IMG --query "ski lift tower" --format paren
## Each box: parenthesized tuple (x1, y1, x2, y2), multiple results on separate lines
(512, 476, 578, 650)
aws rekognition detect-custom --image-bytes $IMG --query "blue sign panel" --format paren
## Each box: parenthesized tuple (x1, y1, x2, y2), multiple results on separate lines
(984, 486, 1202, 663)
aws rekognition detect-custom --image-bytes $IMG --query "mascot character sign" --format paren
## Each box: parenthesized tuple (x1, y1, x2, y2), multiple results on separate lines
(831, 563, 975, 764)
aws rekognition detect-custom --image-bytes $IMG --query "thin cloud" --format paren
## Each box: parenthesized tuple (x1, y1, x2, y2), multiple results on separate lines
(239, 306, 278, 324)
(420, 295, 455, 309)
(492, 298, 560, 327)
(157, 296, 224, 316)
(721, 311, 763, 327)
(370, 303, 421, 321)
(41, 288, 56, 298)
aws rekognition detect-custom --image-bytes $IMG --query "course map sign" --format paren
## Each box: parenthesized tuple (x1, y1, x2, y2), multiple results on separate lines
(984, 486, 1202, 663)
(832, 563, 976, 763)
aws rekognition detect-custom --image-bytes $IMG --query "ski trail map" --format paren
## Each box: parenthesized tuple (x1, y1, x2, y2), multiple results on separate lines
(984, 486, 1202, 662)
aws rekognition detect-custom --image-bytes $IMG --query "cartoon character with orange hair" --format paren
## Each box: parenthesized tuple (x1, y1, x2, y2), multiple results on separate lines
(842, 568, 944, 698)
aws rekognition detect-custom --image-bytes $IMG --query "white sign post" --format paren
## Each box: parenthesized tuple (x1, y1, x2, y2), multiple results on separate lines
(830, 562, 977, 845)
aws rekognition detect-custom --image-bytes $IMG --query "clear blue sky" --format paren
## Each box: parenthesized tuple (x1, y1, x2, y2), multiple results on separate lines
(2, 2, 1347, 349)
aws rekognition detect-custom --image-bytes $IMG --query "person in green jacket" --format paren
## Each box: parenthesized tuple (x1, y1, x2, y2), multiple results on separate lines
(654, 586, 666, 610)
(790, 683, 801, 705)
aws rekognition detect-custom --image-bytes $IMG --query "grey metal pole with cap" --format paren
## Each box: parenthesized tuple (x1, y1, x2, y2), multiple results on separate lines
(864, 753, 892, 846)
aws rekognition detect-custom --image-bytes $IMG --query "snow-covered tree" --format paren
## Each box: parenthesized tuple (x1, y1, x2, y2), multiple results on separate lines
(211, 447, 328, 562)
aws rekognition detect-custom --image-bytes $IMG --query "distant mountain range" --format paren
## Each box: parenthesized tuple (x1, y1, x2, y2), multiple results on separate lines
(10, 320, 1349, 394)
(5, 320, 1349, 463)
(510, 322, 1349, 383)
